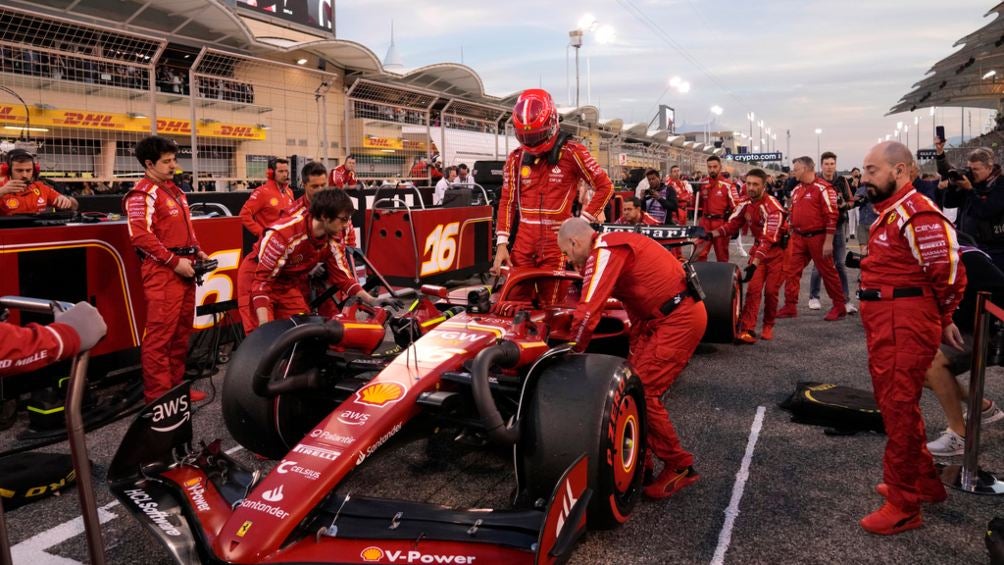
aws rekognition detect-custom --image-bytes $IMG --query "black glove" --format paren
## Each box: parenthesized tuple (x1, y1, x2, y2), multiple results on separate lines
(55, 301, 107, 351)
(741, 264, 757, 283)
(376, 297, 405, 310)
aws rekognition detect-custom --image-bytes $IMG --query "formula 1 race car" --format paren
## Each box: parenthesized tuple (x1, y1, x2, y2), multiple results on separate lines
(108, 266, 648, 564)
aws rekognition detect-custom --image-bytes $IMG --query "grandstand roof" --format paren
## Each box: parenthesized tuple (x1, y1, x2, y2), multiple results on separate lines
(889, 2, 1004, 114)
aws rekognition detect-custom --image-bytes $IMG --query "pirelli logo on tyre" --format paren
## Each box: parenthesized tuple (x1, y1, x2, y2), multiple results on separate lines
(355, 382, 405, 407)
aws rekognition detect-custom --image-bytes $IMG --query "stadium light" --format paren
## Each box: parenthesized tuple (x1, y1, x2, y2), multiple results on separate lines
(983, 70, 997, 80)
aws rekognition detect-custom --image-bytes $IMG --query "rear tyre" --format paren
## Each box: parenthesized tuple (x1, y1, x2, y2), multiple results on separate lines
(519, 354, 647, 530)
(222, 317, 334, 458)
(692, 261, 741, 343)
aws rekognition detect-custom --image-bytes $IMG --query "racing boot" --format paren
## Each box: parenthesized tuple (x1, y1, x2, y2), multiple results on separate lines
(775, 304, 798, 318)
(874, 483, 947, 505)
(823, 305, 847, 322)
(190, 389, 208, 402)
(643, 465, 699, 500)
(736, 330, 757, 345)
(760, 324, 774, 341)
(860, 501, 923, 535)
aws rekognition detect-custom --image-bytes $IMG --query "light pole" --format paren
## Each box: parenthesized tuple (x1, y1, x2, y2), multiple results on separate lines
(914, 115, 920, 150)
(568, 14, 614, 108)
(904, 125, 910, 150)
(747, 112, 754, 152)
(569, 30, 583, 107)
(706, 105, 723, 144)
(814, 128, 822, 169)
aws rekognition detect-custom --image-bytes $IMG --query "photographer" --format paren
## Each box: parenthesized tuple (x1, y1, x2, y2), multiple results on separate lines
(935, 141, 1004, 269)
(641, 168, 677, 224)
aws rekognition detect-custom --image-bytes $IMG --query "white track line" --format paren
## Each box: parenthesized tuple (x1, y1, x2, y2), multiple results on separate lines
(711, 405, 766, 565)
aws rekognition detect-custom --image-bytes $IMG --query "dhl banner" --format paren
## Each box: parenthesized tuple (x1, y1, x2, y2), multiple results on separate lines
(0, 104, 266, 140)
(362, 136, 426, 151)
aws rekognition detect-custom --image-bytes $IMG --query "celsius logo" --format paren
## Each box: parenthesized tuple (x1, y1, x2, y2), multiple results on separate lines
(359, 546, 478, 563)
(262, 485, 284, 502)
(276, 460, 320, 480)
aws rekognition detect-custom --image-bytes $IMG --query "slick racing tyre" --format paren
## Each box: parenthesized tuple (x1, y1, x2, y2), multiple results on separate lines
(223, 316, 334, 458)
(519, 353, 647, 530)
(692, 261, 741, 343)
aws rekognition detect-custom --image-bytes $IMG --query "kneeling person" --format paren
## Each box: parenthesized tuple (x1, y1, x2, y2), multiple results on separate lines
(558, 218, 707, 499)
(237, 189, 381, 333)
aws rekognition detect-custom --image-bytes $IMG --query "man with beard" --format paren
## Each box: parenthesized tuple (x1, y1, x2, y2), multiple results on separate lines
(706, 168, 787, 343)
(615, 196, 660, 226)
(695, 155, 739, 262)
(857, 141, 966, 535)
(240, 157, 295, 238)
(935, 142, 1004, 271)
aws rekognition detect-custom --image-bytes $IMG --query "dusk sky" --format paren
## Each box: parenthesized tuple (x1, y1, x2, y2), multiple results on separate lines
(335, 0, 999, 168)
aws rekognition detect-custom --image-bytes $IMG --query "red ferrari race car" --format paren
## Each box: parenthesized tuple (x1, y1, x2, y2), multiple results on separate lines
(107, 265, 650, 564)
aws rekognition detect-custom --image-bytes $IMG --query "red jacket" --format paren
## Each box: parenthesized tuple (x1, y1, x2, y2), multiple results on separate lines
(249, 211, 361, 311)
(496, 140, 613, 245)
(789, 177, 838, 235)
(720, 194, 787, 262)
(0, 322, 80, 377)
(614, 212, 660, 225)
(0, 180, 63, 215)
(240, 180, 294, 238)
(668, 178, 693, 224)
(861, 184, 967, 327)
(288, 195, 357, 247)
(124, 178, 200, 269)
(329, 165, 357, 189)
(571, 232, 688, 349)
(698, 177, 739, 218)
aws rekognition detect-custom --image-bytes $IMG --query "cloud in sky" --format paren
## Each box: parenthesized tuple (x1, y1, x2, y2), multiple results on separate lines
(334, 0, 997, 167)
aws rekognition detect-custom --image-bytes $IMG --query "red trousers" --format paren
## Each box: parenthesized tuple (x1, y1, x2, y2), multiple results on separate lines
(741, 247, 785, 332)
(861, 297, 946, 512)
(782, 233, 845, 308)
(237, 259, 309, 334)
(629, 298, 708, 468)
(509, 228, 565, 305)
(140, 261, 195, 404)
(696, 217, 729, 262)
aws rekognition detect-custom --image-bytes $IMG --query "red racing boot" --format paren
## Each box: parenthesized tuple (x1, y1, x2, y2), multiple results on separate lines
(760, 325, 774, 341)
(736, 330, 757, 344)
(823, 305, 847, 321)
(643, 466, 699, 500)
(860, 501, 923, 535)
(875, 483, 947, 504)
(775, 305, 798, 318)
(190, 389, 208, 402)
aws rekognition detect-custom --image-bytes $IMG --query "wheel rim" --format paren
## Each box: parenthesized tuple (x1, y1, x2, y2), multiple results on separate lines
(612, 395, 640, 492)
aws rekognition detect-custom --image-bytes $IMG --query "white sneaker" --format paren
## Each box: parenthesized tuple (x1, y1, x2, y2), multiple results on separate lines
(926, 428, 966, 457)
(808, 298, 822, 310)
(964, 400, 1004, 427)
(846, 303, 858, 314)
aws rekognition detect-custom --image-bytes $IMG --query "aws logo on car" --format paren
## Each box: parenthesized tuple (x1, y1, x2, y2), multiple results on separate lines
(359, 546, 477, 563)
(354, 382, 405, 407)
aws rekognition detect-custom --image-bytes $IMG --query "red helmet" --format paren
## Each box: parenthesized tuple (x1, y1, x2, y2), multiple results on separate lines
(512, 89, 559, 155)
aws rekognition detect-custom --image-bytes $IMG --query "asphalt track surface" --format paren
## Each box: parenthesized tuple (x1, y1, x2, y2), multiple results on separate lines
(6, 238, 1004, 565)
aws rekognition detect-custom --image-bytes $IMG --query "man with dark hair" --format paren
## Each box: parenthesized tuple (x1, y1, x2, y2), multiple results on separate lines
(125, 135, 209, 403)
(707, 168, 787, 343)
(777, 156, 846, 321)
(808, 151, 855, 313)
(455, 163, 474, 187)
(857, 141, 966, 535)
(696, 155, 739, 262)
(239, 156, 294, 238)
(667, 165, 693, 225)
(641, 168, 677, 224)
(615, 196, 659, 225)
(936, 141, 1004, 270)
(290, 160, 329, 215)
(0, 149, 77, 215)
(237, 188, 383, 333)
(329, 154, 358, 189)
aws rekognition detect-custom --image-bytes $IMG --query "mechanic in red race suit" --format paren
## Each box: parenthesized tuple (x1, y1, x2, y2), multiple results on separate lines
(328, 154, 358, 189)
(491, 89, 614, 303)
(0, 302, 105, 377)
(239, 157, 295, 238)
(667, 165, 693, 225)
(858, 142, 967, 535)
(695, 155, 740, 262)
(706, 168, 787, 343)
(558, 217, 707, 499)
(0, 149, 77, 215)
(237, 188, 383, 333)
(777, 155, 847, 321)
(614, 196, 660, 226)
(124, 135, 209, 404)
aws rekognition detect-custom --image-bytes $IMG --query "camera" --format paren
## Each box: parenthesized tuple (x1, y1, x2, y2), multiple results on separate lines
(947, 168, 974, 183)
(192, 259, 219, 285)
(845, 251, 863, 269)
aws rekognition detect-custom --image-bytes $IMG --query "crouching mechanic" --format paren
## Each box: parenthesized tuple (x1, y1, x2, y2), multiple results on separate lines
(858, 141, 967, 535)
(237, 188, 385, 333)
(1, 301, 106, 377)
(557, 218, 707, 499)
(706, 168, 787, 343)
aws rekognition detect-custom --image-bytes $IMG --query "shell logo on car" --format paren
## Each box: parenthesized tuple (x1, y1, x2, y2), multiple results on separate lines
(355, 382, 405, 407)
(360, 547, 384, 561)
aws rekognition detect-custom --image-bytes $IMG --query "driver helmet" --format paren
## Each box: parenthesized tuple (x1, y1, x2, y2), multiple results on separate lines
(512, 89, 560, 155)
